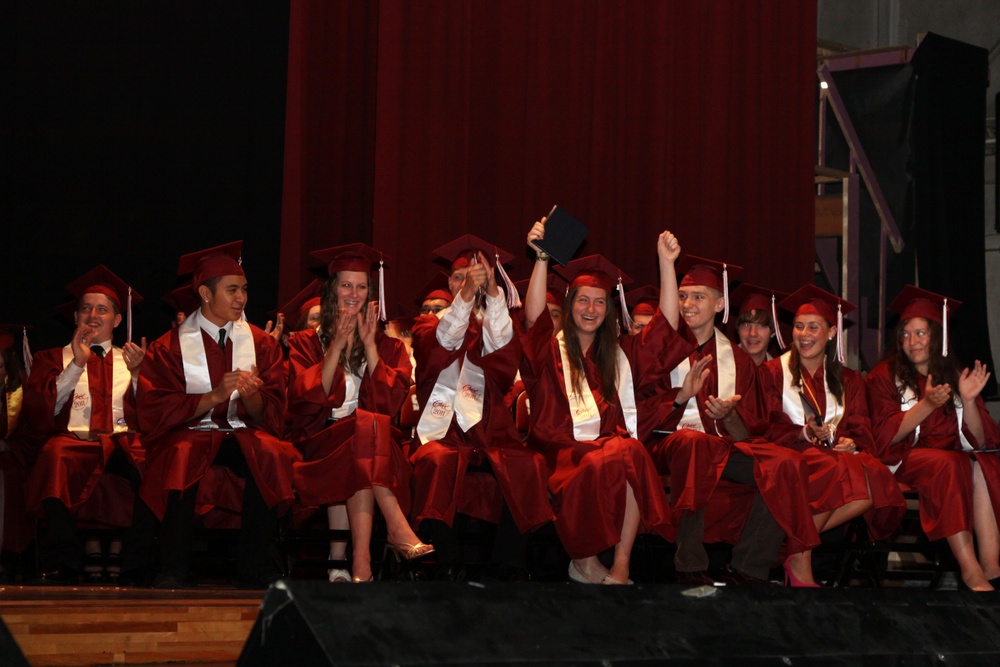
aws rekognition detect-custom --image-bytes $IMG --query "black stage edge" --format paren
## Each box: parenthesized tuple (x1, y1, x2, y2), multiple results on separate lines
(239, 580, 1000, 665)
(0, 616, 29, 667)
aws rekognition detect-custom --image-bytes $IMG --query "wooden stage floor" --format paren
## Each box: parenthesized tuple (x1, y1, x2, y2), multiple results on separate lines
(0, 584, 264, 666)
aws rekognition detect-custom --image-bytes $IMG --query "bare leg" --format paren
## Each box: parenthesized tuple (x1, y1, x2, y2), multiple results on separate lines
(346, 490, 374, 581)
(946, 530, 993, 591)
(608, 483, 639, 584)
(971, 461, 1000, 580)
(372, 485, 421, 547)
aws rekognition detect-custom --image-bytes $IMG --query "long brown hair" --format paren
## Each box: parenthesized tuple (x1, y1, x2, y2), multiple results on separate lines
(318, 271, 373, 373)
(561, 285, 620, 400)
(789, 334, 844, 406)
(890, 318, 960, 414)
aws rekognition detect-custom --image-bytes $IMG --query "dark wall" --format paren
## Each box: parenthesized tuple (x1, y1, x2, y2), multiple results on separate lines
(4, 2, 290, 350)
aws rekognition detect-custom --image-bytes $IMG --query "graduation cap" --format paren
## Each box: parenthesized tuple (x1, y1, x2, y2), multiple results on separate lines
(277, 279, 324, 331)
(431, 234, 520, 309)
(162, 284, 202, 320)
(64, 265, 143, 343)
(625, 285, 660, 319)
(535, 205, 589, 266)
(513, 273, 569, 309)
(779, 284, 857, 363)
(889, 285, 961, 357)
(0, 323, 27, 353)
(0, 323, 32, 379)
(308, 243, 389, 321)
(177, 241, 244, 287)
(415, 273, 453, 312)
(554, 254, 634, 330)
(731, 282, 788, 349)
(677, 255, 743, 325)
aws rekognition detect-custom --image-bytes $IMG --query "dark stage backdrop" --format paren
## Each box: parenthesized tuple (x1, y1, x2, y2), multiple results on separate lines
(5, 3, 290, 350)
(5, 2, 815, 350)
(280, 0, 817, 316)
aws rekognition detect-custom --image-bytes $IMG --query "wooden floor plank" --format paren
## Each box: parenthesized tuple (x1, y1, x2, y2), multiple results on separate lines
(0, 585, 263, 666)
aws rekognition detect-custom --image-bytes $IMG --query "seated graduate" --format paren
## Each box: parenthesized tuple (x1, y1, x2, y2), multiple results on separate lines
(22, 266, 149, 585)
(285, 244, 428, 583)
(521, 218, 690, 585)
(731, 283, 787, 367)
(758, 285, 905, 586)
(867, 286, 1000, 591)
(642, 257, 817, 586)
(1, 325, 33, 581)
(137, 241, 299, 588)
(411, 234, 552, 580)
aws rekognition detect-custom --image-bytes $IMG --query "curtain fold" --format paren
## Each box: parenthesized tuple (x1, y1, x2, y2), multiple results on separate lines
(282, 0, 817, 314)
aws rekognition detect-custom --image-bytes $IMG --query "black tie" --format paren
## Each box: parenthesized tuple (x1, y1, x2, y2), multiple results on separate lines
(218, 328, 227, 353)
(90, 345, 105, 359)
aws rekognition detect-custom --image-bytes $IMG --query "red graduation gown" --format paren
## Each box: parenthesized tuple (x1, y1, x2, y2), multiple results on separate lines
(2, 386, 35, 552)
(643, 335, 820, 555)
(866, 361, 1000, 540)
(520, 309, 685, 559)
(759, 355, 905, 540)
(286, 329, 413, 510)
(410, 310, 553, 533)
(137, 323, 299, 520)
(22, 347, 143, 527)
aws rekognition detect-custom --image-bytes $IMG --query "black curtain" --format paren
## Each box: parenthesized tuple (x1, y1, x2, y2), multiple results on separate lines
(910, 33, 995, 395)
(4, 2, 290, 350)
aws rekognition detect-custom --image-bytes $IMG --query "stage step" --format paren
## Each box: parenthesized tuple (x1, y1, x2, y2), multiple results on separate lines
(0, 585, 263, 666)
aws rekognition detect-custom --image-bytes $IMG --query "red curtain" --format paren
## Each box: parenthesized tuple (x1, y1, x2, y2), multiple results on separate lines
(281, 0, 816, 314)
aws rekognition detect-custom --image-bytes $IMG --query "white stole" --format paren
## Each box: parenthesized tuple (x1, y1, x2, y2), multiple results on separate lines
(557, 331, 637, 441)
(779, 351, 840, 438)
(897, 378, 970, 452)
(669, 329, 736, 434)
(178, 309, 256, 429)
(63, 345, 131, 435)
(416, 355, 487, 445)
(331, 367, 365, 420)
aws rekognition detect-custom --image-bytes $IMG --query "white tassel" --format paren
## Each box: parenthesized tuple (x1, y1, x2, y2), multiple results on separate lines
(942, 298, 949, 357)
(127, 286, 133, 344)
(618, 275, 634, 332)
(721, 263, 730, 324)
(772, 293, 785, 349)
(836, 302, 845, 364)
(22, 326, 33, 378)
(494, 252, 521, 309)
(378, 258, 387, 322)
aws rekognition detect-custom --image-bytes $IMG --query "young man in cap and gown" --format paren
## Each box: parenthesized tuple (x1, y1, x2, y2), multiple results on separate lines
(411, 234, 553, 579)
(138, 242, 298, 588)
(642, 257, 817, 585)
(22, 266, 149, 584)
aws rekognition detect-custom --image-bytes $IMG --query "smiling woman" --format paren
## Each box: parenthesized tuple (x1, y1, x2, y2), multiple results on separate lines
(521, 218, 690, 586)
(758, 284, 906, 587)
(867, 285, 1000, 592)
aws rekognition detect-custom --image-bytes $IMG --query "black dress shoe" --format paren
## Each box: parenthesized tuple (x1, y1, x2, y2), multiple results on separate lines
(719, 565, 776, 587)
(37, 566, 80, 586)
(674, 570, 718, 586)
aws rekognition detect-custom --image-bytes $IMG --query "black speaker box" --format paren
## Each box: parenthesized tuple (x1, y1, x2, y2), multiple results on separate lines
(239, 580, 1000, 666)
